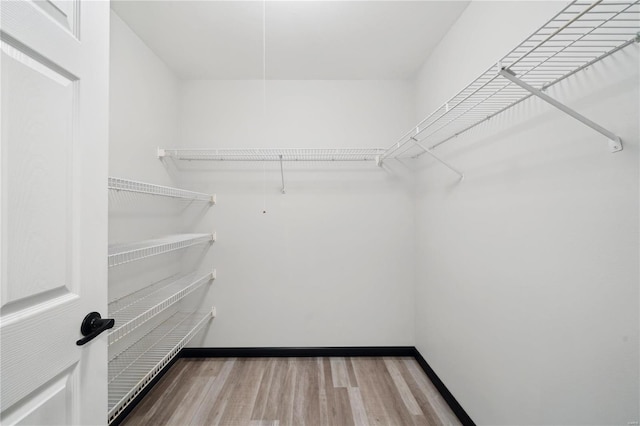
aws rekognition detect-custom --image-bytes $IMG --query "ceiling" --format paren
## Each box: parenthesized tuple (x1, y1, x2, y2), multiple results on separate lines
(111, 1, 470, 80)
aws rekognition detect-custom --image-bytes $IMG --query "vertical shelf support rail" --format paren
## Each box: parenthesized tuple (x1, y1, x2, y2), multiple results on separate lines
(279, 155, 286, 194)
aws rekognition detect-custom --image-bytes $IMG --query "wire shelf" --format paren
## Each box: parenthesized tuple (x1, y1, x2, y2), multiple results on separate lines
(383, 0, 640, 160)
(159, 148, 386, 162)
(108, 233, 215, 268)
(108, 177, 215, 203)
(108, 311, 212, 423)
(108, 272, 215, 345)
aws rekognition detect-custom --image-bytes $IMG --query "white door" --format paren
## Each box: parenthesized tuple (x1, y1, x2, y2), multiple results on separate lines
(0, 0, 109, 424)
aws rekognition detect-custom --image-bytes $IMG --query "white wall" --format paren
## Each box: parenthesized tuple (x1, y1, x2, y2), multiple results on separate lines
(109, 10, 182, 246)
(108, 11, 199, 355)
(109, 11, 179, 186)
(412, 2, 639, 425)
(177, 80, 417, 347)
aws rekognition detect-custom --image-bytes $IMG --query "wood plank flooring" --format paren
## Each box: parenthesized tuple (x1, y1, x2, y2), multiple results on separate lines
(121, 357, 461, 426)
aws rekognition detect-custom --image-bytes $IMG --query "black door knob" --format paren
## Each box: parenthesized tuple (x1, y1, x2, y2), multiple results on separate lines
(76, 312, 115, 346)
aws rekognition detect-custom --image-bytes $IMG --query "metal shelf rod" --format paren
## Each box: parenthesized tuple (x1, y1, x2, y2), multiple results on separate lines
(108, 271, 216, 345)
(499, 68, 622, 151)
(108, 177, 215, 203)
(418, 35, 635, 154)
(509, 0, 605, 68)
(108, 311, 213, 423)
(108, 233, 215, 268)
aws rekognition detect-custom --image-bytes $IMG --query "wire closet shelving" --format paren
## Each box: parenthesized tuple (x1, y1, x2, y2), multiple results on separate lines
(158, 148, 387, 163)
(158, 0, 639, 175)
(108, 271, 216, 345)
(108, 233, 215, 267)
(107, 311, 213, 423)
(382, 0, 640, 165)
(107, 177, 217, 425)
(109, 177, 216, 203)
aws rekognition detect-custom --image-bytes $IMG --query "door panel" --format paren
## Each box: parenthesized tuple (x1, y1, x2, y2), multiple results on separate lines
(1, 41, 76, 309)
(1, 295, 80, 414)
(1, 340, 79, 425)
(14, 367, 76, 426)
(32, 1, 78, 36)
(0, 0, 109, 424)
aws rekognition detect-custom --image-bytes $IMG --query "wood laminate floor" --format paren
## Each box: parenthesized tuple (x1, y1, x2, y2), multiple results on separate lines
(122, 357, 461, 426)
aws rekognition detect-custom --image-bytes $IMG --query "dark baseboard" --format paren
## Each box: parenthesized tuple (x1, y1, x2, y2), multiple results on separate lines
(110, 352, 182, 426)
(115, 346, 475, 426)
(181, 346, 415, 358)
(412, 347, 476, 426)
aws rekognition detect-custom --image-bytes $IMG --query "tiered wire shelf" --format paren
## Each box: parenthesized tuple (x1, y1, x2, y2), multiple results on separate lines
(107, 311, 213, 423)
(108, 233, 215, 267)
(109, 177, 215, 203)
(107, 177, 217, 423)
(158, 148, 386, 163)
(382, 0, 640, 165)
(108, 271, 215, 345)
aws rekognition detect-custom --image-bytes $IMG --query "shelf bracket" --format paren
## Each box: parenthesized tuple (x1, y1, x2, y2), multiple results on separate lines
(279, 155, 286, 194)
(414, 139, 464, 180)
(498, 68, 622, 153)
